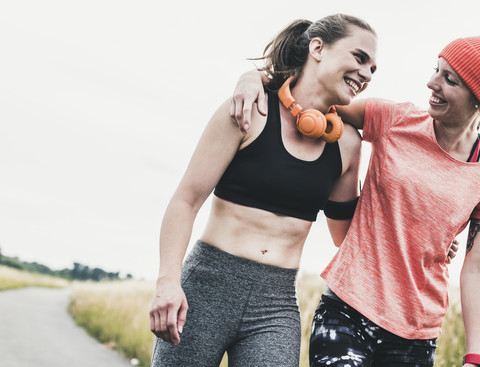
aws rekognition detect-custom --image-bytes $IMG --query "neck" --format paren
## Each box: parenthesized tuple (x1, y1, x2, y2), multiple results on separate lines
(291, 76, 331, 114)
(434, 117, 479, 158)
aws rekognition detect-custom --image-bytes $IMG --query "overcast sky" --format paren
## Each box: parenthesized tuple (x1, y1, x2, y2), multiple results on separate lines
(1, 0, 478, 284)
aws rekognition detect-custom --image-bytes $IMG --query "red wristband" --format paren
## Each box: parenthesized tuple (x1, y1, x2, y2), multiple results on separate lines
(464, 354, 480, 365)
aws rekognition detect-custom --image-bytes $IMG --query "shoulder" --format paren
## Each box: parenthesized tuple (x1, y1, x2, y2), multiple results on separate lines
(366, 98, 422, 116)
(240, 95, 269, 149)
(204, 98, 247, 146)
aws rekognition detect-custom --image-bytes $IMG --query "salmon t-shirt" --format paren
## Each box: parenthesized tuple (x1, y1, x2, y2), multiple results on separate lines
(322, 98, 480, 339)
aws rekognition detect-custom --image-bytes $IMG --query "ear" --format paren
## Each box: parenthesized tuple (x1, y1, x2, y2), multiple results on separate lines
(309, 37, 324, 62)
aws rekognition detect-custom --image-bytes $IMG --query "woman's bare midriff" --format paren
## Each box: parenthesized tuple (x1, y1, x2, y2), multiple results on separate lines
(199, 197, 312, 269)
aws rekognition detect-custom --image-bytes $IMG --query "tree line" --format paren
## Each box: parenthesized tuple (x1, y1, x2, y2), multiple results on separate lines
(0, 249, 133, 281)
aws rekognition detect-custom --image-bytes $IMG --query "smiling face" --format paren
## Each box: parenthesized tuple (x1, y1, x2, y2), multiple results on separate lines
(427, 58, 478, 124)
(315, 25, 377, 106)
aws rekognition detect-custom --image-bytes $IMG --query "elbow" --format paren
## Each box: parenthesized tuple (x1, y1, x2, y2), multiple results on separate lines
(333, 239, 342, 248)
(461, 264, 480, 278)
(460, 261, 480, 288)
(462, 251, 480, 273)
(167, 195, 203, 219)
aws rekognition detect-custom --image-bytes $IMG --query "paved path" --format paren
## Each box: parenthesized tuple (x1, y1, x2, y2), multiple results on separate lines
(0, 287, 134, 367)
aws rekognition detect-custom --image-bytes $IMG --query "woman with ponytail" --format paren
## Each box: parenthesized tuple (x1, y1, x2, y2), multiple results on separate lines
(149, 14, 377, 367)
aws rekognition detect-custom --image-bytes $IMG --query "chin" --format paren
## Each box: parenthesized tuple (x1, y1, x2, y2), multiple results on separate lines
(337, 95, 353, 106)
(427, 107, 440, 120)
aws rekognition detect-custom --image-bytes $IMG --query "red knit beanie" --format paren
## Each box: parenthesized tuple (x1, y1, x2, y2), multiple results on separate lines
(439, 36, 480, 102)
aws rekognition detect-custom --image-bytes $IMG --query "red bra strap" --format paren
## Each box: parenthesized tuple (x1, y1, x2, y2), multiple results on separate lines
(471, 137, 480, 162)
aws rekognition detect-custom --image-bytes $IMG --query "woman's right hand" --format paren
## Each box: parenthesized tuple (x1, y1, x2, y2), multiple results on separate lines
(446, 238, 459, 264)
(149, 278, 188, 345)
(229, 70, 268, 134)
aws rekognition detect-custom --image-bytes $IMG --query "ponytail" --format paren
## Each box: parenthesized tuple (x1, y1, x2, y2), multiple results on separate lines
(257, 19, 312, 91)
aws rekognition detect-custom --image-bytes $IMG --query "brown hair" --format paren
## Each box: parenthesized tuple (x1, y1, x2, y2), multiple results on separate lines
(255, 14, 376, 91)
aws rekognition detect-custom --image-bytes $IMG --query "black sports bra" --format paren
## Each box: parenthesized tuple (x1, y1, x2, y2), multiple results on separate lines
(214, 91, 342, 221)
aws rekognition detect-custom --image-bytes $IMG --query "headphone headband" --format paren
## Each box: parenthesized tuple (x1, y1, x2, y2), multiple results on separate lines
(278, 76, 297, 111)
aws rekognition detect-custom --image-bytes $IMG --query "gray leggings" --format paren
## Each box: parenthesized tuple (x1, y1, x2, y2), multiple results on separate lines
(151, 240, 301, 367)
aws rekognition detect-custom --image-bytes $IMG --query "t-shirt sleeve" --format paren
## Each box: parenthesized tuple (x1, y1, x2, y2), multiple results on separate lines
(363, 98, 417, 143)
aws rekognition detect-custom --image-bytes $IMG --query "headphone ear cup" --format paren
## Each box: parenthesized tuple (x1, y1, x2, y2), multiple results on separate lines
(296, 109, 326, 139)
(321, 112, 344, 143)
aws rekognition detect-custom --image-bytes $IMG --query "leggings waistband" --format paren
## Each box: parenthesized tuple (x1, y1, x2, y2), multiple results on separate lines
(190, 240, 298, 285)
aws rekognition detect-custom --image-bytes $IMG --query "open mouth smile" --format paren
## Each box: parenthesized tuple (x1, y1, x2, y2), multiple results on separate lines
(430, 95, 446, 105)
(345, 78, 360, 94)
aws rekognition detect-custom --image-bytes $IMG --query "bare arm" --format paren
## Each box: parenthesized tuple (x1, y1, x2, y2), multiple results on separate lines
(230, 70, 369, 132)
(325, 125, 362, 247)
(335, 100, 368, 130)
(327, 219, 352, 247)
(150, 99, 244, 345)
(461, 217, 480, 365)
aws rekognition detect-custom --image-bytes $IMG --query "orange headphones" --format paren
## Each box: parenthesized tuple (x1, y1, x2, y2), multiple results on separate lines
(278, 76, 344, 143)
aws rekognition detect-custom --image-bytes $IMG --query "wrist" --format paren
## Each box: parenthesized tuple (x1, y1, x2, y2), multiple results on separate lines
(464, 353, 480, 366)
(156, 272, 181, 285)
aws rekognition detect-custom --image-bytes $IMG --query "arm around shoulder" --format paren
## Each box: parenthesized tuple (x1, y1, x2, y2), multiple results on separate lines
(336, 99, 368, 130)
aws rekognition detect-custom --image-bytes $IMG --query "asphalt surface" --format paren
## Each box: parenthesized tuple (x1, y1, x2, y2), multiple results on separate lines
(0, 287, 134, 367)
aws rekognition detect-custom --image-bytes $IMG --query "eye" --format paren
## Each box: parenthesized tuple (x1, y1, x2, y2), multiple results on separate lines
(354, 53, 366, 64)
(433, 67, 458, 86)
(445, 74, 458, 86)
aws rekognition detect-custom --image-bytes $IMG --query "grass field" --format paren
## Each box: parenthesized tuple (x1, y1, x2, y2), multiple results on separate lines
(69, 280, 155, 367)
(0, 265, 69, 290)
(0, 265, 464, 365)
(67, 273, 466, 367)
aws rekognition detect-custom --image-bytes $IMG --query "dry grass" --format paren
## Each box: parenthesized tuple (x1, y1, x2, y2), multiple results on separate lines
(68, 273, 464, 367)
(434, 288, 465, 367)
(69, 280, 155, 367)
(0, 265, 69, 290)
(296, 272, 325, 367)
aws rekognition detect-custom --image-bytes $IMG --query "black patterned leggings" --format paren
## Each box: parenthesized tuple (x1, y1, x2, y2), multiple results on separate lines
(310, 289, 437, 367)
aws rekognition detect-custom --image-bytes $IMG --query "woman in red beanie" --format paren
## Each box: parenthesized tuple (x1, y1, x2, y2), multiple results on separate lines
(231, 36, 480, 366)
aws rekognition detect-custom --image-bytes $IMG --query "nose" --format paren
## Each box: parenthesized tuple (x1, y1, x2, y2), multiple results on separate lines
(358, 66, 372, 83)
(427, 73, 440, 91)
